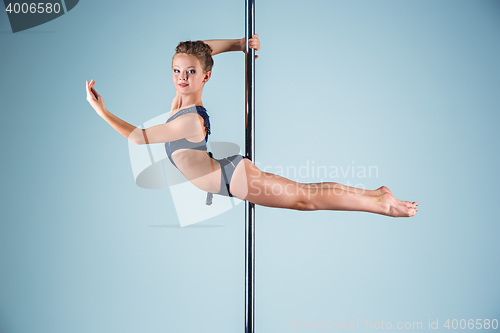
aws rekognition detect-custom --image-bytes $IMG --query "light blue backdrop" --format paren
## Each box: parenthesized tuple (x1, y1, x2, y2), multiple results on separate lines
(1, 0, 499, 332)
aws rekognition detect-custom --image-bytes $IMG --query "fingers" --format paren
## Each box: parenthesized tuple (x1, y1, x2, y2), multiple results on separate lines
(86, 79, 98, 100)
(91, 87, 99, 99)
(248, 34, 260, 51)
(86, 80, 94, 100)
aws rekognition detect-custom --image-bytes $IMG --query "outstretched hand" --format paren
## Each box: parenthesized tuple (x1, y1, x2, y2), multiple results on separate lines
(86, 79, 105, 114)
(241, 34, 261, 59)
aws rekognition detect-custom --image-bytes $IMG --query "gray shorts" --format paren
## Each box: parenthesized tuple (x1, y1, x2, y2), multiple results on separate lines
(216, 154, 248, 197)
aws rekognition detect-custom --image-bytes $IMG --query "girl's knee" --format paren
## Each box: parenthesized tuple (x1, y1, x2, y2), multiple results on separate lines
(292, 185, 316, 211)
(293, 199, 316, 211)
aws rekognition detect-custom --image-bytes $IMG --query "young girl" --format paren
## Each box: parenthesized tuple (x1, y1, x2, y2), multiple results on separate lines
(86, 35, 418, 217)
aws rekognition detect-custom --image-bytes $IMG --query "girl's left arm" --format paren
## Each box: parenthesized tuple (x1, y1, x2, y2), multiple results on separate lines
(203, 39, 243, 55)
(203, 34, 260, 56)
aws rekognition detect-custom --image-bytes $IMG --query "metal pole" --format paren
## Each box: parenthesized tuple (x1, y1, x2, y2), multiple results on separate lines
(245, 0, 255, 332)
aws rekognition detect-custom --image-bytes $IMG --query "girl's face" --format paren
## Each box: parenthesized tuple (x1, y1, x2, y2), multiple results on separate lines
(172, 53, 210, 95)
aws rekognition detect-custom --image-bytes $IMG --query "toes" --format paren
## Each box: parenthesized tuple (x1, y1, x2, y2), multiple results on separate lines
(400, 200, 419, 208)
(400, 200, 413, 208)
(409, 208, 417, 217)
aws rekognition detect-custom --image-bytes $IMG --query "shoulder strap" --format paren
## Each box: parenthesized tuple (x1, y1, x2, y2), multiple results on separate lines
(167, 106, 198, 123)
(196, 106, 211, 137)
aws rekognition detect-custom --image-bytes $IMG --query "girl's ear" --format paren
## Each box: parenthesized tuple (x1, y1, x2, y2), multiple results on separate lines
(203, 71, 212, 83)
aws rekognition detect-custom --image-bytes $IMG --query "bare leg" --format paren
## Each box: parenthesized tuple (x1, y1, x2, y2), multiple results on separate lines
(301, 182, 417, 217)
(308, 182, 381, 196)
(309, 183, 418, 208)
(230, 160, 418, 217)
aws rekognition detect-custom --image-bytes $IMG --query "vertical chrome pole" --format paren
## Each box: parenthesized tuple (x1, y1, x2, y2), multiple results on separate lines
(245, 0, 255, 332)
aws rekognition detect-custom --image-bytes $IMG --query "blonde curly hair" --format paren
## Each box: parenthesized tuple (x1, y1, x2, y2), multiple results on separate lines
(173, 40, 214, 72)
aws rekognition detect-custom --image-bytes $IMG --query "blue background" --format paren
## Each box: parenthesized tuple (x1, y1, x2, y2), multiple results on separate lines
(1, 0, 499, 332)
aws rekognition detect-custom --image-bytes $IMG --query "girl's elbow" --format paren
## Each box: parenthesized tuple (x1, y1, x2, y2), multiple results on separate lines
(128, 128, 148, 145)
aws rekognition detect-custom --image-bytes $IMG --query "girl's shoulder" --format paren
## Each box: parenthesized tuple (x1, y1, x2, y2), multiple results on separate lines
(167, 104, 198, 122)
(167, 105, 209, 123)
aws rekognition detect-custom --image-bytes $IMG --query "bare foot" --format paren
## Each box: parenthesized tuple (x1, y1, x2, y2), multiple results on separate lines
(377, 186, 418, 209)
(376, 186, 392, 196)
(378, 192, 418, 217)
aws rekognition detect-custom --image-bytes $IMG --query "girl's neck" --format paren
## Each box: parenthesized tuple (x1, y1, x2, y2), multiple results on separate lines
(178, 92, 203, 109)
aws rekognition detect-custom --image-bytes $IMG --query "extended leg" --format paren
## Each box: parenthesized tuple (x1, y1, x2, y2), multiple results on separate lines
(229, 159, 418, 217)
(304, 182, 418, 208)
(304, 182, 382, 196)
(300, 182, 417, 217)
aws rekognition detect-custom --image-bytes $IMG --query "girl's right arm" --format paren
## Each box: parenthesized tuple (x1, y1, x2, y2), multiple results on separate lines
(86, 80, 201, 145)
